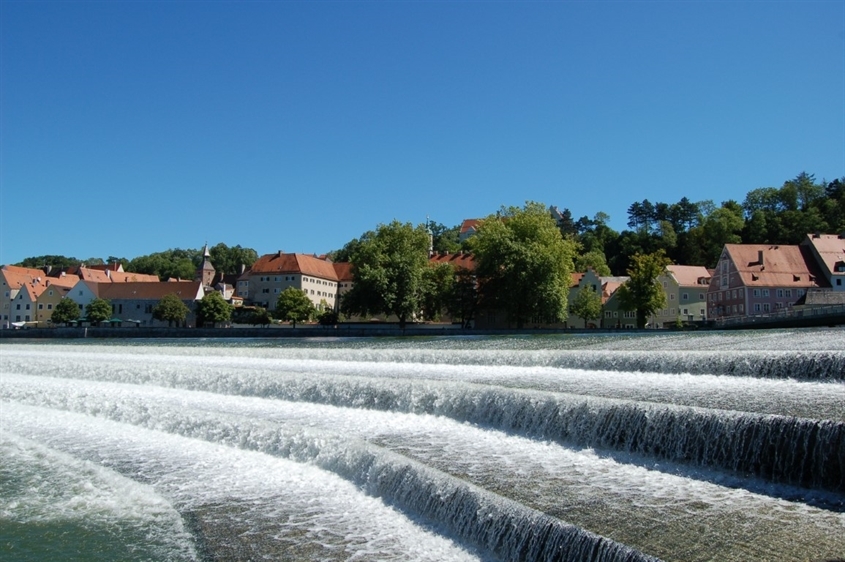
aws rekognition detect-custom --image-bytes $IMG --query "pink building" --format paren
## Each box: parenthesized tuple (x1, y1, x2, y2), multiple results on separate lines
(707, 243, 826, 320)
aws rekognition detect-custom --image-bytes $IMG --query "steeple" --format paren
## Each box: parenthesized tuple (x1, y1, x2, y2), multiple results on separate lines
(196, 242, 216, 287)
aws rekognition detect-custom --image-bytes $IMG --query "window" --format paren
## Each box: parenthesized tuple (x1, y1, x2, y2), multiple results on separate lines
(38, 304, 43, 309)
(670, 294, 675, 301)
(838, 279, 842, 286)
(754, 303, 761, 312)
(763, 303, 770, 312)
(731, 290, 736, 299)
(16, 304, 20, 310)
(776, 289, 784, 298)
(274, 288, 279, 293)
(25, 304, 30, 310)
(682, 293, 688, 301)
(753, 289, 760, 297)
(785, 289, 792, 297)
(738, 289, 743, 297)
(47, 304, 52, 310)
(762, 289, 770, 297)
(682, 308, 689, 315)
(739, 304, 743, 313)
(701, 308, 706, 316)
(605, 311, 612, 318)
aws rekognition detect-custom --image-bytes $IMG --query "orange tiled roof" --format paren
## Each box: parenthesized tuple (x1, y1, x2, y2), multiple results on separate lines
(95, 281, 204, 301)
(724, 244, 827, 288)
(460, 219, 481, 235)
(249, 252, 339, 281)
(2, 265, 48, 291)
(332, 262, 354, 282)
(428, 252, 476, 270)
(570, 272, 585, 288)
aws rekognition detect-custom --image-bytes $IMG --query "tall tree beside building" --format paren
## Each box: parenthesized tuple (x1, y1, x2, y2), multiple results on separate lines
(470, 202, 577, 329)
(51, 298, 80, 326)
(615, 250, 671, 329)
(196, 292, 232, 327)
(208, 243, 259, 275)
(152, 293, 190, 327)
(85, 298, 112, 326)
(275, 287, 314, 328)
(569, 286, 603, 328)
(341, 221, 431, 328)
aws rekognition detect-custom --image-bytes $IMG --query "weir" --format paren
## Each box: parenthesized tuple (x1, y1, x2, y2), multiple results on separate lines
(1, 330, 843, 561)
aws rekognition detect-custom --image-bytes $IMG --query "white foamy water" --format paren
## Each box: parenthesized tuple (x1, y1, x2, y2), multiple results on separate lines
(2, 403, 481, 562)
(1, 332, 843, 561)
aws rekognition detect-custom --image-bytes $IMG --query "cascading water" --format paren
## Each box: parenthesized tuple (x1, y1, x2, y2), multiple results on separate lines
(1, 328, 843, 561)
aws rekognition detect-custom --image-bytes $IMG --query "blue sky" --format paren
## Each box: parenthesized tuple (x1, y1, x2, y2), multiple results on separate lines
(2, 1, 844, 265)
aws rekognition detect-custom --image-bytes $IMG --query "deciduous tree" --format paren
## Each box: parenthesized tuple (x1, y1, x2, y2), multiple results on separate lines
(470, 202, 576, 328)
(341, 221, 431, 328)
(615, 250, 671, 329)
(569, 286, 603, 328)
(152, 293, 190, 327)
(196, 291, 233, 327)
(85, 298, 112, 326)
(275, 287, 314, 328)
(51, 297, 80, 326)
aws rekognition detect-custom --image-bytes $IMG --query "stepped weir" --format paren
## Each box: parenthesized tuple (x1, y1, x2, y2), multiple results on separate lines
(1, 329, 843, 561)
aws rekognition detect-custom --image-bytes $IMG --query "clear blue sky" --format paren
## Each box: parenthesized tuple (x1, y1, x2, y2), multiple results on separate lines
(2, 1, 843, 265)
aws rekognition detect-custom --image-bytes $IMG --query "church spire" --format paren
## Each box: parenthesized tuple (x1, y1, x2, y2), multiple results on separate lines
(196, 242, 216, 287)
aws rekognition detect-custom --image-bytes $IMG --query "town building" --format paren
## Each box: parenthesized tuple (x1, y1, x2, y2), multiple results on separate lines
(707, 243, 826, 320)
(801, 233, 845, 291)
(650, 265, 711, 327)
(238, 252, 340, 312)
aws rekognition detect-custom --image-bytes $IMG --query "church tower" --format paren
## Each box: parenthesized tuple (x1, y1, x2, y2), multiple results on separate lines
(196, 243, 216, 288)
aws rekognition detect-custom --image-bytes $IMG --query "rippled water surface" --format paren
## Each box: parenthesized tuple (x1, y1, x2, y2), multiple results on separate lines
(1, 329, 843, 561)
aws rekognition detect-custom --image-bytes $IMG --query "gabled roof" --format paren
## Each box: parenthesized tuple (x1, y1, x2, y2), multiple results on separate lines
(95, 281, 204, 301)
(570, 272, 585, 288)
(803, 234, 845, 276)
(1, 265, 48, 290)
(600, 276, 629, 304)
(248, 252, 339, 281)
(429, 252, 476, 270)
(17, 281, 46, 302)
(460, 219, 481, 235)
(723, 244, 827, 288)
(45, 273, 80, 290)
(332, 262, 354, 282)
(665, 265, 711, 287)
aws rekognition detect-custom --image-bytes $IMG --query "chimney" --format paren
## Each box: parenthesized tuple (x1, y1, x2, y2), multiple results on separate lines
(240, 264, 246, 274)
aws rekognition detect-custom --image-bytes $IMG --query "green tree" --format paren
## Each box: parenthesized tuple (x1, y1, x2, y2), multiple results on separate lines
(427, 220, 461, 253)
(152, 293, 190, 327)
(85, 298, 112, 326)
(470, 202, 577, 328)
(51, 297, 80, 325)
(16, 255, 78, 270)
(569, 286, 603, 328)
(196, 291, 233, 327)
(420, 262, 455, 321)
(249, 307, 273, 327)
(317, 307, 339, 326)
(208, 243, 259, 275)
(126, 248, 199, 280)
(275, 287, 314, 328)
(615, 250, 671, 329)
(341, 221, 431, 328)
(446, 267, 479, 329)
(574, 249, 612, 276)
